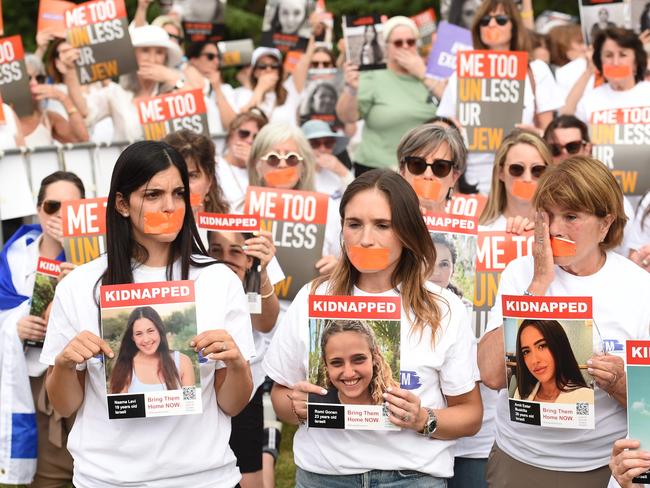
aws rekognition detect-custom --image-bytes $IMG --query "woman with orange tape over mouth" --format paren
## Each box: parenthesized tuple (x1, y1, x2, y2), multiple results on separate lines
(478, 156, 650, 487)
(479, 130, 551, 233)
(264, 169, 482, 487)
(41, 140, 255, 488)
(397, 123, 468, 214)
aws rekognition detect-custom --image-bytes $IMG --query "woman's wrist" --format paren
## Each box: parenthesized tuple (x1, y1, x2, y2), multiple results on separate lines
(527, 277, 552, 296)
(344, 83, 358, 96)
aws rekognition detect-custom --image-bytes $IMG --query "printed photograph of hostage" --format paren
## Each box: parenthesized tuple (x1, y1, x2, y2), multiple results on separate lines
(344, 17, 387, 70)
(308, 319, 399, 405)
(507, 319, 594, 404)
(105, 306, 197, 394)
(429, 233, 475, 313)
(261, 0, 313, 50)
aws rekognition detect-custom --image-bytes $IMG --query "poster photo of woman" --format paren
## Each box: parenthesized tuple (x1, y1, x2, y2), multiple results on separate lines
(261, 0, 314, 51)
(343, 15, 387, 70)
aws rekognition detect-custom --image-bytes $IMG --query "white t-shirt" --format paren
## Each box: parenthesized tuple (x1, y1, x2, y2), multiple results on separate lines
(315, 167, 348, 200)
(555, 58, 596, 107)
(486, 252, 650, 471)
(438, 60, 562, 194)
(575, 81, 650, 124)
(478, 214, 507, 233)
(0, 103, 20, 150)
(206, 83, 237, 157)
(233, 77, 301, 126)
(263, 280, 478, 478)
(626, 193, 650, 252)
(84, 82, 143, 142)
(216, 156, 249, 213)
(40, 255, 256, 488)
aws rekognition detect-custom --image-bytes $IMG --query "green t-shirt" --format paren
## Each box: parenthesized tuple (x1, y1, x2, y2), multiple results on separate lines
(355, 69, 438, 169)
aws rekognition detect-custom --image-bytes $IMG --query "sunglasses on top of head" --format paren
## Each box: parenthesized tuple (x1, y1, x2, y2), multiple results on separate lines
(41, 200, 61, 215)
(479, 14, 510, 27)
(548, 140, 586, 157)
(506, 163, 547, 178)
(261, 151, 304, 167)
(392, 38, 417, 48)
(403, 156, 455, 178)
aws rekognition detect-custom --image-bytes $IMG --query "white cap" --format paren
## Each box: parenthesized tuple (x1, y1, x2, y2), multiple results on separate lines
(130, 25, 183, 68)
(383, 16, 419, 42)
(251, 47, 282, 67)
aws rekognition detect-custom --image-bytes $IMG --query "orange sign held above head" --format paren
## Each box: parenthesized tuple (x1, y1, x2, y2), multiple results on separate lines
(602, 64, 633, 80)
(143, 208, 184, 235)
(550, 237, 576, 257)
(38, 0, 76, 37)
(264, 166, 300, 188)
(511, 180, 537, 201)
(413, 178, 442, 201)
(347, 246, 390, 272)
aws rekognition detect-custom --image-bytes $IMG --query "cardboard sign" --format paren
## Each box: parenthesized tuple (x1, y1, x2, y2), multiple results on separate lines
(426, 21, 472, 79)
(65, 0, 137, 84)
(182, 21, 226, 43)
(457, 50, 527, 152)
(135, 89, 209, 141)
(307, 295, 401, 430)
(244, 186, 328, 300)
(589, 106, 650, 196)
(298, 68, 343, 130)
(38, 0, 76, 37)
(100, 280, 202, 419)
(0, 36, 31, 117)
(579, 0, 627, 45)
(474, 231, 533, 311)
(218, 38, 254, 68)
(502, 295, 595, 429)
(61, 197, 107, 265)
(260, 0, 312, 53)
(627, 339, 650, 483)
(343, 15, 387, 71)
(26, 257, 62, 348)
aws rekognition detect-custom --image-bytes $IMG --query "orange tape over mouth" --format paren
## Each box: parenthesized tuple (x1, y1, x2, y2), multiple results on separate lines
(512, 180, 537, 200)
(265, 167, 299, 188)
(190, 193, 202, 207)
(550, 237, 576, 257)
(347, 246, 390, 271)
(143, 208, 185, 234)
(603, 64, 632, 80)
(413, 179, 442, 201)
(484, 28, 501, 42)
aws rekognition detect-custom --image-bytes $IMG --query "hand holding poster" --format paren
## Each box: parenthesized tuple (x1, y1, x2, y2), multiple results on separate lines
(626, 340, 650, 483)
(196, 212, 263, 313)
(457, 50, 527, 152)
(343, 15, 387, 71)
(244, 187, 328, 300)
(61, 197, 107, 265)
(101, 280, 202, 419)
(64, 0, 137, 84)
(307, 295, 401, 430)
(261, 0, 312, 53)
(0, 36, 31, 117)
(135, 89, 209, 141)
(426, 21, 472, 80)
(589, 106, 650, 195)
(26, 258, 62, 348)
(502, 295, 595, 429)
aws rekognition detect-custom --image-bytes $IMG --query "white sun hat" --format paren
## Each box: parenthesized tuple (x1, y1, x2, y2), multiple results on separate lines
(130, 25, 184, 68)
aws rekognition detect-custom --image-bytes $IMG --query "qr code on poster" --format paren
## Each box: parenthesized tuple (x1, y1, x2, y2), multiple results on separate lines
(183, 386, 197, 401)
(576, 402, 589, 415)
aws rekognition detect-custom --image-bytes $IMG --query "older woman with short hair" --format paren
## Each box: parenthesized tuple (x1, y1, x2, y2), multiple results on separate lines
(478, 155, 650, 487)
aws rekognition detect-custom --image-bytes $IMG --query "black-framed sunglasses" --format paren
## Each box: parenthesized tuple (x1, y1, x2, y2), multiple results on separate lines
(392, 38, 417, 48)
(403, 156, 455, 178)
(507, 163, 547, 178)
(256, 62, 280, 71)
(309, 138, 336, 150)
(261, 151, 303, 167)
(42, 200, 61, 215)
(479, 14, 510, 27)
(237, 128, 258, 140)
(201, 52, 219, 61)
(549, 140, 586, 157)
(30, 74, 46, 84)
(310, 60, 333, 69)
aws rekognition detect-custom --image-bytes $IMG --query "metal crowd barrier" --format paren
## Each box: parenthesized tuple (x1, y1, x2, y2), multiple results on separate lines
(0, 134, 227, 242)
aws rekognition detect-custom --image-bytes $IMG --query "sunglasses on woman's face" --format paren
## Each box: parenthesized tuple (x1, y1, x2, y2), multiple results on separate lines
(309, 138, 335, 150)
(201, 52, 219, 61)
(30, 74, 46, 84)
(256, 63, 280, 71)
(403, 156, 455, 178)
(549, 140, 585, 157)
(507, 163, 547, 178)
(237, 129, 258, 141)
(310, 60, 333, 69)
(261, 151, 303, 167)
(392, 38, 417, 48)
(479, 14, 510, 27)
(41, 200, 61, 215)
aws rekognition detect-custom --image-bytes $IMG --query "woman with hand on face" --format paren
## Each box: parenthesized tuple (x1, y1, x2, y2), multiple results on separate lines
(478, 156, 650, 487)
(0, 171, 84, 487)
(41, 141, 254, 488)
(479, 130, 552, 234)
(397, 123, 467, 214)
(336, 16, 444, 177)
(437, 0, 561, 193)
(264, 169, 482, 487)
(235, 47, 302, 126)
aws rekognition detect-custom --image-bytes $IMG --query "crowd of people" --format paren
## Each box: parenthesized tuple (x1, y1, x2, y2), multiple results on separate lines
(1, 0, 650, 487)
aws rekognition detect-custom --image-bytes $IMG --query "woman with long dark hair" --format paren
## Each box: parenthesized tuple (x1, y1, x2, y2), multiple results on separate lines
(41, 140, 255, 487)
(109, 306, 195, 394)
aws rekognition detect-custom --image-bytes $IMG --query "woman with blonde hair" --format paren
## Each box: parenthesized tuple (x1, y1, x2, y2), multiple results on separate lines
(479, 130, 552, 232)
